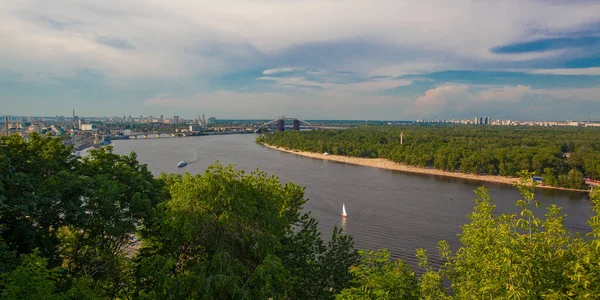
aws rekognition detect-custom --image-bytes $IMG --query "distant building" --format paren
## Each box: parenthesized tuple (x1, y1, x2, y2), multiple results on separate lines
(208, 117, 216, 125)
(277, 119, 285, 132)
(27, 124, 40, 133)
(80, 124, 98, 132)
(173, 115, 180, 124)
(189, 125, 201, 132)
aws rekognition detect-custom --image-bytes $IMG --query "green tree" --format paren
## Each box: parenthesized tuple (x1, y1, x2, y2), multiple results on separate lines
(567, 168, 584, 189)
(542, 167, 558, 186)
(1, 251, 63, 300)
(0, 133, 84, 264)
(336, 249, 418, 300)
(135, 164, 358, 299)
(561, 189, 600, 298)
(0, 135, 162, 297)
(417, 172, 585, 298)
(58, 146, 164, 297)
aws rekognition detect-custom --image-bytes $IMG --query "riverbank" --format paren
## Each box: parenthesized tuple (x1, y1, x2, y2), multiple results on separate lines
(262, 144, 590, 193)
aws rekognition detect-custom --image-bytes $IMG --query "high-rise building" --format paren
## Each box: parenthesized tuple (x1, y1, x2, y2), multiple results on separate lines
(479, 117, 483, 125)
(208, 117, 216, 125)
(292, 119, 300, 130)
(277, 119, 285, 132)
(173, 115, 179, 124)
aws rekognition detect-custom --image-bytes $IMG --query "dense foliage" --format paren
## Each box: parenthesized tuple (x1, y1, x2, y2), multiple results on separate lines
(258, 125, 600, 189)
(0, 134, 357, 299)
(2, 133, 600, 299)
(337, 174, 600, 299)
(0, 133, 165, 298)
(134, 165, 358, 299)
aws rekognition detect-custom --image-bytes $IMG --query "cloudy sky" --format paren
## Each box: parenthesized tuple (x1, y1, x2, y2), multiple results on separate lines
(2, 0, 600, 120)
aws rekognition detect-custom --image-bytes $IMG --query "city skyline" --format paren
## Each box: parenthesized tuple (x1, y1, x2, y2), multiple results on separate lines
(1, 1, 600, 120)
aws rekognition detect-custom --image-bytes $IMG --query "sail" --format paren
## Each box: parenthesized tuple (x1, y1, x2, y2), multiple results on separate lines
(342, 203, 347, 216)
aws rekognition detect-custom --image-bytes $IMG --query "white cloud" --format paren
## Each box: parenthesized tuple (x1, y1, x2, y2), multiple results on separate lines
(538, 87, 600, 101)
(258, 75, 412, 92)
(262, 67, 301, 75)
(143, 89, 415, 119)
(403, 84, 600, 119)
(468, 85, 532, 103)
(403, 85, 469, 118)
(2, 0, 600, 79)
(367, 62, 451, 77)
(528, 67, 600, 76)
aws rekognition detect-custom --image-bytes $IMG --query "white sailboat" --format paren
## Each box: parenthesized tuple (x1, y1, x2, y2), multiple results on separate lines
(342, 203, 347, 218)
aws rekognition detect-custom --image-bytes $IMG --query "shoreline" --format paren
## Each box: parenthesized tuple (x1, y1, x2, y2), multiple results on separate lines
(261, 143, 590, 193)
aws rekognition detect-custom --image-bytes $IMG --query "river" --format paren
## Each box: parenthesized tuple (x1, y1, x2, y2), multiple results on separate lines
(111, 134, 593, 269)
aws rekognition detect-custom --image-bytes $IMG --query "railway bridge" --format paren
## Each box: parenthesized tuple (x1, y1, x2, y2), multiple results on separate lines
(254, 116, 319, 133)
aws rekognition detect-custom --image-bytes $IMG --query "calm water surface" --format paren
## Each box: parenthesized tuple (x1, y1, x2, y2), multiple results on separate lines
(111, 134, 593, 269)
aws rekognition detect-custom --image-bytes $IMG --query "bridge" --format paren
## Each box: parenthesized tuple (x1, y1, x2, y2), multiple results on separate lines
(116, 129, 255, 140)
(125, 132, 189, 139)
(254, 116, 319, 133)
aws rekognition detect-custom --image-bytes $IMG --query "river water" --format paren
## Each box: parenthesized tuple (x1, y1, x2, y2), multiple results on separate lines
(111, 134, 593, 269)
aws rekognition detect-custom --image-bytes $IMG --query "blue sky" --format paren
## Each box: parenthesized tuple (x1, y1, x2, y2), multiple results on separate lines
(1, 0, 600, 120)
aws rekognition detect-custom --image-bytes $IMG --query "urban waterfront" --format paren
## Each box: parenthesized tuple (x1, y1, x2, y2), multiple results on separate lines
(112, 134, 593, 270)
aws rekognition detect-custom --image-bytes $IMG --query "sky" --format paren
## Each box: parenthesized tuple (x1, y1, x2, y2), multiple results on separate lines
(1, 0, 600, 120)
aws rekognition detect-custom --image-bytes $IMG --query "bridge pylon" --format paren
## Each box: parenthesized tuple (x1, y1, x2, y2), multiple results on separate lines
(255, 116, 318, 133)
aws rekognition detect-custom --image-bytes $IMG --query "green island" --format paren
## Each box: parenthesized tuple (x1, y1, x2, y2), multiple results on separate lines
(2, 133, 600, 299)
(257, 125, 600, 190)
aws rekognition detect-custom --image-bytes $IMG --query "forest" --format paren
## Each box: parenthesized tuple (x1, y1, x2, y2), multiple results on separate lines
(1, 133, 600, 299)
(258, 125, 600, 190)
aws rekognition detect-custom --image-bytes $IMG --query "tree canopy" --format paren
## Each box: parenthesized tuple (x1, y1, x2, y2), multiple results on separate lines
(2, 133, 600, 299)
(258, 125, 600, 189)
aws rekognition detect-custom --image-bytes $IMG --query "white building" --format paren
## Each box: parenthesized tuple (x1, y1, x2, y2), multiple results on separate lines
(80, 124, 98, 132)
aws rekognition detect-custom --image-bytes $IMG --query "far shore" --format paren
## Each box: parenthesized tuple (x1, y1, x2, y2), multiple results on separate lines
(261, 143, 590, 193)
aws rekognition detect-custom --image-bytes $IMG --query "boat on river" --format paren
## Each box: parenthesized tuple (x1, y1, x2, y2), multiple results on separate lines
(177, 161, 188, 168)
(342, 203, 347, 218)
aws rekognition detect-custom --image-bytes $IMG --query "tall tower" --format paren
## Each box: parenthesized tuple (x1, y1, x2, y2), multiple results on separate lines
(72, 109, 79, 130)
(400, 132, 403, 145)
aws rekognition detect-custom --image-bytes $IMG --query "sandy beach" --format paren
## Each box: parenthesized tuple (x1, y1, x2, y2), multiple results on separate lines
(262, 144, 590, 193)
